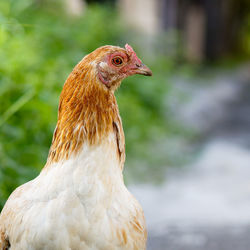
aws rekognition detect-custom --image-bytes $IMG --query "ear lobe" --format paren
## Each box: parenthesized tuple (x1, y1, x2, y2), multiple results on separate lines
(98, 62, 109, 71)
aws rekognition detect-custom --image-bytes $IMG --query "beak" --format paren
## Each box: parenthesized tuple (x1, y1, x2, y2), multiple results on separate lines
(135, 64, 152, 76)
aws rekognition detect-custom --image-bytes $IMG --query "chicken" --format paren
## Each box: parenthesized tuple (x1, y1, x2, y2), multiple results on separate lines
(0, 44, 152, 250)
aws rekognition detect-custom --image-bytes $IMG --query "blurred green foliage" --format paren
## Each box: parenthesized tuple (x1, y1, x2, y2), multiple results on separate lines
(241, 13, 250, 56)
(0, 0, 176, 208)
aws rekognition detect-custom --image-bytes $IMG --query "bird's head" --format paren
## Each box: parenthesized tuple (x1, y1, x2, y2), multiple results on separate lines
(85, 44, 152, 90)
(46, 44, 152, 165)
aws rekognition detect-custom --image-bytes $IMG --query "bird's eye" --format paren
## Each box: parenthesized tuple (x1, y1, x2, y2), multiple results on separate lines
(112, 56, 123, 66)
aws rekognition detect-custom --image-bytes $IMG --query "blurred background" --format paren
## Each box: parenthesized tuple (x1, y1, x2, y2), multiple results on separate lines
(1, 0, 250, 249)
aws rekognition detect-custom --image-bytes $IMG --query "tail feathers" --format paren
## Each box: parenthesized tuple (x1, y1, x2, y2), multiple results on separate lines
(0, 231, 10, 250)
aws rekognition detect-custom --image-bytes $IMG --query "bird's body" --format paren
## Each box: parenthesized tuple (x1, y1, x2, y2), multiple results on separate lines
(0, 45, 152, 250)
(0, 134, 145, 249)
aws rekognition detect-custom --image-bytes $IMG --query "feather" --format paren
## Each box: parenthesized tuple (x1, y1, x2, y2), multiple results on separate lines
(0, 228, 10, 249)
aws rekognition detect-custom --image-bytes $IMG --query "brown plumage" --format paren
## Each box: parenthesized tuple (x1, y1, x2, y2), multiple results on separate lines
(0, 44, 152, 250)
(0, 232, 9, 250)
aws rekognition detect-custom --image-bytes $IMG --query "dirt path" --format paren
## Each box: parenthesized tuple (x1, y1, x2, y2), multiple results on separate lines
(130, 64, 250, 250)
(148, 225, 250, 250)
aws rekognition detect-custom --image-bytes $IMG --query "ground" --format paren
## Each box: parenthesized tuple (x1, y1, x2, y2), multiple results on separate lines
(148, 226, 250, 250)
(129, 64, 250, 250)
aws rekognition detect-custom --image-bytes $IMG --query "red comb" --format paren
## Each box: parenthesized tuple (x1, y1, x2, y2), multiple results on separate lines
(125, 44, 134, 54)
(125, 43, 142, 65)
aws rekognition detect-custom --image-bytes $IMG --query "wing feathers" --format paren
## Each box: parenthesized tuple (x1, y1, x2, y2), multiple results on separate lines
(113, 120, 125, 165)
(0, 230, 10, 250)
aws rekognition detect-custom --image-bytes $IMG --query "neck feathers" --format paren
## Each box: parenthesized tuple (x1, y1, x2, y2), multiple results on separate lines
(45, 60, 123, 166)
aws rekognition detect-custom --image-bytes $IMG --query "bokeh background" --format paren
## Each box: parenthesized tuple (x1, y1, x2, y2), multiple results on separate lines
(1, 0, 250, 249)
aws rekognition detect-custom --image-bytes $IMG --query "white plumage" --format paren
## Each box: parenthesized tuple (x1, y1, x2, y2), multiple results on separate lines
(1, 134, 145, 249)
